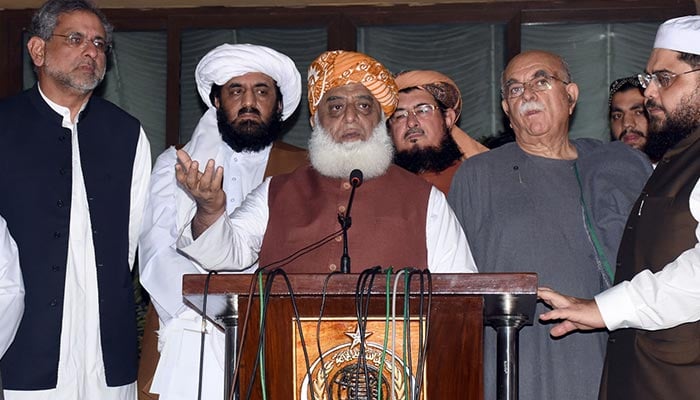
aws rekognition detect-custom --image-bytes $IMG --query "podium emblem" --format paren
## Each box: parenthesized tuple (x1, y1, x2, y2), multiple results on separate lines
(294, 318, 426, 400)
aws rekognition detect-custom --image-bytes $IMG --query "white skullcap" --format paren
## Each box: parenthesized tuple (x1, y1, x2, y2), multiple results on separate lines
(653, 15, 700, 56)
(195, 43, 302, 121)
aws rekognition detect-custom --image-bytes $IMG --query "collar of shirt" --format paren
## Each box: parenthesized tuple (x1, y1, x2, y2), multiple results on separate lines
(37, 83, 89, 129)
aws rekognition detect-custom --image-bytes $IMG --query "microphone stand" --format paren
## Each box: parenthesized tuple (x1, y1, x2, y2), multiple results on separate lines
(339, 170, 362, 274)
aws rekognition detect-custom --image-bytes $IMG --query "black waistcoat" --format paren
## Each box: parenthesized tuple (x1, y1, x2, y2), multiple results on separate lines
(0, 85, 140, 389)
(600, 128, 700, 400)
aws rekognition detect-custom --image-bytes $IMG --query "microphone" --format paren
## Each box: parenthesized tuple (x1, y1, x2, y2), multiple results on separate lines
(339, 169, 363, 274)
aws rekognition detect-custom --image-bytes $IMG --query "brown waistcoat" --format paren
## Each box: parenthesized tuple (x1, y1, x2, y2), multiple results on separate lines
(418, 160, 462, 195)
(258, 164, 430, 273)
(600, 128, 700, 400)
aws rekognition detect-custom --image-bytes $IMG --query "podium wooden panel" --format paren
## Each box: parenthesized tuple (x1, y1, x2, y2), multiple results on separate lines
(183, 272, 536, 400)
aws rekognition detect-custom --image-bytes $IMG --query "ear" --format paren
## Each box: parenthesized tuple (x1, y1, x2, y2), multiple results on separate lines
(276, 99, 283, 116)
(501, 98, 511, 119)
(443, 108, 457, 129)
(213, 96, 221, 109)
(27, 36, 46, 68)
(565, 82, 579, 114)
(309, 115, 316, 128)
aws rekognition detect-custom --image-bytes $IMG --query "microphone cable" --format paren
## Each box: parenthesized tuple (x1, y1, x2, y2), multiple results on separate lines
(315, 271, 343, 390)
(376, 267, 393, 400)
(197, 270, 218, 400)
(391, 268, 408, 399)
(353, 266, 383, 398)
(226, 228, 343, 399)
(408, 268, 432, 400)
(242, 268, 318, 400)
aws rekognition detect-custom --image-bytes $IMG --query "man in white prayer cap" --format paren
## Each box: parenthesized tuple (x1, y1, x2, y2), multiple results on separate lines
(538, 15, 700, 400)
(137, 43, 307, 400)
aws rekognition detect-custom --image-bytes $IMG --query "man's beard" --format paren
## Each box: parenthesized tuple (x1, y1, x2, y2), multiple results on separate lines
(644, 89, 700, 161)
(308, 118, 394, 180)
(44, 56, 105, 94)
(217, 107, 281, 153)
(393, 128, 463, 174)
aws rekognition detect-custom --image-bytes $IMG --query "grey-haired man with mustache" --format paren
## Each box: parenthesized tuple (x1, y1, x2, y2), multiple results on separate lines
(447, 50, 651, 400)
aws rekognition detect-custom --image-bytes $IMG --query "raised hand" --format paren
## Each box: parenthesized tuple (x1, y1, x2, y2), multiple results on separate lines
(175, 149, 225, 238)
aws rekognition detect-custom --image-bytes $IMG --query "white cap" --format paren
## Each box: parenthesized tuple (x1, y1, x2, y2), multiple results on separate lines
(195, 43, 302, 121)
(653, 15, 700, 56)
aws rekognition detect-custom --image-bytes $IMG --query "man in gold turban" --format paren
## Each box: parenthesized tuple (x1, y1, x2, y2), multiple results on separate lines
(171, 50, 477, 302)
(389, 70, 488, 193)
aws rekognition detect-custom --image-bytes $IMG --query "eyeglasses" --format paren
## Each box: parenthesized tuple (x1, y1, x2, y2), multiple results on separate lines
(637, 69, 700, 89)
(389, 104, 438, 124)
(51, 32, 112, 54)
(502, 74, 570, 99)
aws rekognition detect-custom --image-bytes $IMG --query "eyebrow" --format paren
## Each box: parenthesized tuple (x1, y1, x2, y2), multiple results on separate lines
(504, 69, 553, 87)
(63, 31, 106, 40)
(324, 95, 344, 102)
(324, 94, 375, 102)
(395, 101, 434, 111)
(228, 82, 272, 88)
(611, 102, 644, 113)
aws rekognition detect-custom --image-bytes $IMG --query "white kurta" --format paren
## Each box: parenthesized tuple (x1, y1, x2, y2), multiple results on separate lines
(596, 177, 700, 331)
(4, 88, 151, 400)
(0, 215, 24, 357)
(178, 179, 477, 274)
(141, 141, 273, 400)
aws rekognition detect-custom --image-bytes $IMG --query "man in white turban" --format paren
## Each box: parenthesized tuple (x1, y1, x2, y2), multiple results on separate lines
(137, 43, 307, 400)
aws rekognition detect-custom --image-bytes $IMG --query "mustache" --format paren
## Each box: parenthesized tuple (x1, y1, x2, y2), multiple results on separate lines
(403, 127, 425, 140)
(237, 107, 261, 117)
(645, 99, 664, 112)
(518, 101, 545, 114)
(620, 128, 646, 140)
(77, 59, 97, 70)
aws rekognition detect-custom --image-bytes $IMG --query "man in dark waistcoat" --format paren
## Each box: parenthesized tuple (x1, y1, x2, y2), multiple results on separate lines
(173, 50, 477, 277)
(0, 0, 152, 399)
(137, 43, 308, 400)
(539, 15, 700, 400)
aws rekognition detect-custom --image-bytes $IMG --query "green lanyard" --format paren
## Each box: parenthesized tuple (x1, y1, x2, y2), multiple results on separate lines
(573, 163, 615, 284)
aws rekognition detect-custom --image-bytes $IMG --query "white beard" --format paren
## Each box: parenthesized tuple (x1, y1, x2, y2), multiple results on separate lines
(308, 117, 395, 180)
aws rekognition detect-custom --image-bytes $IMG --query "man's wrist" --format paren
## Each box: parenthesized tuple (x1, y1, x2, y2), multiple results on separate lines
(191, 208, 224, 239)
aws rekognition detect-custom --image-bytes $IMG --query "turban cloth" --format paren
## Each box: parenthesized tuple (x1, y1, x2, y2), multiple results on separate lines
(195, 43, 301, 121)
(394, 70, 463, 120)
(394, 70, 488, 159)
(307, 50, 398, 117)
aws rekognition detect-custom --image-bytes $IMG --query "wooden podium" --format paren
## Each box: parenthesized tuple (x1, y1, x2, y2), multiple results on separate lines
(183, 272, 536, 400)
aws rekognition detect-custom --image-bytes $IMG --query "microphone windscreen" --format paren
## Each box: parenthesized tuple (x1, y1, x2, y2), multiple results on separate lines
(350, 169, 363, 187)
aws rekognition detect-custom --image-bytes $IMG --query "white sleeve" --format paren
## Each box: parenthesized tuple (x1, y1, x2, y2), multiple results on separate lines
(128, 126, 151, 268)
(426, 187, 478, 273)
(0, 215, 24, 357)
(177, 178, 271, 271)
(595, 177, 700, 331)
(138, 147, 207, 322)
